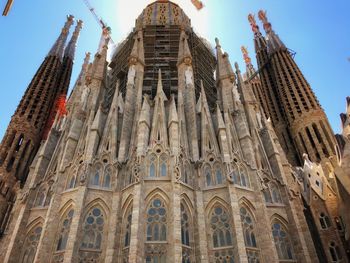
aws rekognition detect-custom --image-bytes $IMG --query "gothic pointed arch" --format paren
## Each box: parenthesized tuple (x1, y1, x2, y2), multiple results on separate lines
(144, 190, 169, 262)
(239, 199, 260, 262)
(270, 215, 295, 261)
(52, 202, 75, 262)
(20, 217, 44, 263)
(180, 195, 195, 263)
(121, 196, 133, 262)
(78, 200, 109, 262)
(206, 197, 235, 262)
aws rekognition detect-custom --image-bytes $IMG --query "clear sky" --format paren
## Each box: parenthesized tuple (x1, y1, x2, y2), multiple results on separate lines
(0, 0, 349, 140)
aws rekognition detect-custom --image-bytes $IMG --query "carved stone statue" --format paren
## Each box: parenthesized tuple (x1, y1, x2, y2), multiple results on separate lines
(256, 111, 263, 128)
(81, 85, 90, 111)
(127, 65, 136, 85)
(232, 85, 241, 107)
(185, 67, 193, 86)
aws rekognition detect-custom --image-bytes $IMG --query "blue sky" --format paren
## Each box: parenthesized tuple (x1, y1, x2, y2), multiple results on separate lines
(0, 0, 349, 140)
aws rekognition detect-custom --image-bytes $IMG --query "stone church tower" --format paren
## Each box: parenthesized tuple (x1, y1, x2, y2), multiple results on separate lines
(245, 11, 349, 262)
(0, 1, 348, 263)
(247, 11, 336, 167)
(0, 15, 82, 235)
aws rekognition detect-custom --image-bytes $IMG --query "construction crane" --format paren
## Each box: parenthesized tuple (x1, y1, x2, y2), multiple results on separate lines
(82, 0, 115, 46)
(2, 0, 14, 16)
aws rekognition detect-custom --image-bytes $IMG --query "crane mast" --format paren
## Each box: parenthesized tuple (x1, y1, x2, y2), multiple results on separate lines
(82, 0, 115, 46)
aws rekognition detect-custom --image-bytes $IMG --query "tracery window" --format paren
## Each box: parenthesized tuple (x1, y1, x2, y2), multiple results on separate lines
(52, 209, 75, 262)
(90, 165, 102, 186)
(181, 162, 192, 185)
(263, 183, 283, 204)
(240, 206, 260, 263)
(21, 225, 42, 263)
(34, 187, 46, 207)
(232, 166, 250, 187)
(79, 207, 105, 262)
(147, 153, 168, 178)
(181, 202, 193, 263)
(271, 222, 294, 261)
(209, 205, 235, 262)
(319, 212, 332, 229)
(271, 185, 282, 203)
(89, 164, 112, 188)
(56, 209, 74, 251)
(329, 241, 342, 262)
(145, 198, 167, 262)
(205, 164, 225, 187)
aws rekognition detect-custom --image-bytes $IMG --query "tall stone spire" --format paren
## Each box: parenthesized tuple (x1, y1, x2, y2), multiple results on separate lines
(248, 12, 299, 166)
(241, 46, 256, 79)
(42, 20, 83, 140)
(48, 15, 74, 60)
(0, 15, 76, 235)
(64, 19, 83, 60)
(254, 10, 336, 165)
(215, 37, 235, 112)
(215, 38, 235, 83)
(177, 29, 192, 66)
(257, 10, 286, 53)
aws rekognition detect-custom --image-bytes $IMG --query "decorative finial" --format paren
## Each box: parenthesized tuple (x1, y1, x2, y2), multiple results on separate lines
(258, 10, 272, 33)
(234, 62, 240, 71)
(215, 37, 221, 48)
(241, 46, 252, 65)
(248, 14, 259, 34)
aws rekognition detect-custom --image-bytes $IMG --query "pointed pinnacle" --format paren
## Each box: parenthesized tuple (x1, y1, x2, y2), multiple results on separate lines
(156, 69, 167, 100)
(65, 19, 83, 59)
(48, 15, 74, 59)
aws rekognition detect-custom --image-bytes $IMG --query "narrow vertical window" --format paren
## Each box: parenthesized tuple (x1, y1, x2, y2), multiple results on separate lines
(122, 206, 133, 262)
(67, 175, 76, 190)
(149, 154, 156, 177)
(90, 165, 102, 186)
(329, 242, 342, 262)
(103, 167, 111, 188)
(240, 206, 260, 263)
(215, 168, 223, 185)
(52, 209, 74, 262)
(319, 213, 331, 229)
(181, 202, 193, 262)
(160, 154, 167, 177)
(205, 167, 212, 186)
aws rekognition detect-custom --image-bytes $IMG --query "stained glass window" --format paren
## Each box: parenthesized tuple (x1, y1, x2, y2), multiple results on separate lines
(240, 207, 257, 248)
(145, 198, 167, 261)
(209, 205, 235, 262)
(56, 209, 74, 251)
(21, 225, 42, 263)
(271, 222, 294, 260)
(81, 208, 105, 249)
(146, 199, 167, 241)
(79, 207, 105, 262)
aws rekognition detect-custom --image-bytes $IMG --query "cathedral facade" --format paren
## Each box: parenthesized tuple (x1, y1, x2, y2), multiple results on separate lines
(0, 1, 349, 263)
